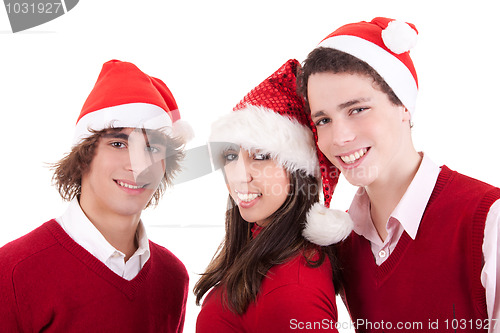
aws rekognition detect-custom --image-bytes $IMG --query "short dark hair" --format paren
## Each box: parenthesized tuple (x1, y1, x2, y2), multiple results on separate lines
(297, 47, 403, 107)
(51, 127, 184, 208)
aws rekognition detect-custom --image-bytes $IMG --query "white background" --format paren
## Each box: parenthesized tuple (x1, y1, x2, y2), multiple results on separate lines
(1, 1, 499, 332)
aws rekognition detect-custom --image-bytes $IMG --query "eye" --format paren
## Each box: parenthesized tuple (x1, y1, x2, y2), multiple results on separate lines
(350, 107, 368, 115)
(253, 152, 271, 160)
(223, 151, 238, 162)
(314, 117, 331, 126)
(145, 145, 161, 154)
(110, 141, 127, 149)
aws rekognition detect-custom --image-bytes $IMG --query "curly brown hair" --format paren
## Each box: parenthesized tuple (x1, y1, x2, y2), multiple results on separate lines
(297, 47, 403, 107)
(51, 127, 184, 208)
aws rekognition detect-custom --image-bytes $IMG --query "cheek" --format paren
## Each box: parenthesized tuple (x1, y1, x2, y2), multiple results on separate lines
(144, 161, 167, 186)
(316, 131, 328, 151)
(263, 168, 290, 199)
(222, 164, 236, 186)
(316, 129, 334, 157)
(225, 181, 234, 196)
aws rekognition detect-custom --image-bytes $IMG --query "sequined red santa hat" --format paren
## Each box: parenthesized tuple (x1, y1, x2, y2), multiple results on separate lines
(210, 59, 318, 176)
(210, 59, 353, 245)
(318, 17, 419, 115)
(73, 59, 193, 145)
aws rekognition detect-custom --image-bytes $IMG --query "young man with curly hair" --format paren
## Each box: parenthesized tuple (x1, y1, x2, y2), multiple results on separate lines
(0, 60, 192, 332)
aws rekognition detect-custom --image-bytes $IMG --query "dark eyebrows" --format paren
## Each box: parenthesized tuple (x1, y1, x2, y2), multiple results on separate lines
(102, 132, 129, 141)
(141, 130, 168, 147)
(311, 110, 327, 119)
(338, 98, 371, 110)
(101, 129, 168, 147)
(311, 97, 372, 119)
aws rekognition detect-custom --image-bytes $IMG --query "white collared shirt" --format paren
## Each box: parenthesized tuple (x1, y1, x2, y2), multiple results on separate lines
(349, 153, 441, 264)
(348, 153, 500, 332)
(56, 198, 150, 281)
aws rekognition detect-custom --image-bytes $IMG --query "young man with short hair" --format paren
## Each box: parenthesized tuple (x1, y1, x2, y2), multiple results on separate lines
(300, 18, 500, 332)
(0, 60, 192, 332)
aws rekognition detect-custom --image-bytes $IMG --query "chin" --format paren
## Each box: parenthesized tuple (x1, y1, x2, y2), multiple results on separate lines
(344, 166, 379, 185)
(113, 201, 149, 216)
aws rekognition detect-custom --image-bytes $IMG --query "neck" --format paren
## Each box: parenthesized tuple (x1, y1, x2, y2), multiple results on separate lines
(365, 150, 422, 242)
(79, 199, 141, 261)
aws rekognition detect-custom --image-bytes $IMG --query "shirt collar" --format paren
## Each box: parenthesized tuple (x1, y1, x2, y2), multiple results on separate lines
(349, 153, 441, 240)
(57, 198, 150, 265)
(391, 153, 441, 239)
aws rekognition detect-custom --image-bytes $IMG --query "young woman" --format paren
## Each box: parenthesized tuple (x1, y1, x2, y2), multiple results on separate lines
(194, 59, 352, 332)
(298, 17, 500, 332)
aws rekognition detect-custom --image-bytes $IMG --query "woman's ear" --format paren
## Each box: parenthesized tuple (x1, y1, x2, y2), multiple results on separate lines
(400, 106, 413, 129)
(401, 106, 411, 122)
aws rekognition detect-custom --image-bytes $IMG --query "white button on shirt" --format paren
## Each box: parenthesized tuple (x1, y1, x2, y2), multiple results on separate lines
(56, 198, 150, 281)
(378, 250, 387, 259)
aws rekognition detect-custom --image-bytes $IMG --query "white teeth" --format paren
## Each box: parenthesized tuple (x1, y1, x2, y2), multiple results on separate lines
(340, 148, 368, 164)
(237, 192, 261, 202)
(117, 181, 144, 189)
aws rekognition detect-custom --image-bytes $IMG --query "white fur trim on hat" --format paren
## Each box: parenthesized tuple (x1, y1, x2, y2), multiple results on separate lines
(209, 105, 319, 177)
(318, 35, 418, 115)
(381, 20, 418, 54)
(172, 119, 194, 143)
(303, 202, 353, 246)
(73, 102, 173, 145)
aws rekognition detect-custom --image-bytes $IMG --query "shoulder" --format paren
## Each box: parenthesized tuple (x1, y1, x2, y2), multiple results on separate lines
(0, 220, 60, 271)
(444, 165, 499, 193)
(148, 240, 188, 278)
(261, 251, 334, 296)
(435, 166, 500, 212)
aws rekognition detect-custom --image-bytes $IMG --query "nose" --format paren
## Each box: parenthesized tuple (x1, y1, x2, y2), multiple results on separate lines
(127, 143, 157, 181)
(329, 118, 355, 147)
(225, 150, 253, 184)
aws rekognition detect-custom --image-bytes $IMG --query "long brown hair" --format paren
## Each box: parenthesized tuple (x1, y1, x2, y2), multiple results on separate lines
(194, 169, 342, 314)
(51, 127, 184, 208)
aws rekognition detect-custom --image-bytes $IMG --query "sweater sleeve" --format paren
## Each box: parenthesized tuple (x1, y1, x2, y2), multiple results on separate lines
(253, 283, 339, 332)
(177, 274, 189, 333)
(482, 198, 500, 333)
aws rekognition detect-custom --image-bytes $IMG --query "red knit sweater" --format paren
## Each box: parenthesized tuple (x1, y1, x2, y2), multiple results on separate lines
(0, 220, 189, 333)
(340, 166, 500, 332)
(196, 250, 339, 332)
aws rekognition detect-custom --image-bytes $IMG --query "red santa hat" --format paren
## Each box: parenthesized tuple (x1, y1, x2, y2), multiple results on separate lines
(210, 59, 318, 176)
(210, 59, 353, 245)
(73, 59, 193, 145)
(318, 17, 419, 115)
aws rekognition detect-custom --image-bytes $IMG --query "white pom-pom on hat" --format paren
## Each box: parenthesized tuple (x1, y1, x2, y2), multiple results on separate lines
(172, 119, 194, 143)
(381, 20, 418, 54)
(303, 203, 354, 246)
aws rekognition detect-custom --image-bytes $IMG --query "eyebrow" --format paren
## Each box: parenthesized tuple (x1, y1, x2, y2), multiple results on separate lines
(311, 110, 327, 119)
(140, 130, 168, 146)
(337, 98, 371, 110)
(102, 132, 129, 140)
(102, 130, 168, 146)
(311, 98, 372, 119)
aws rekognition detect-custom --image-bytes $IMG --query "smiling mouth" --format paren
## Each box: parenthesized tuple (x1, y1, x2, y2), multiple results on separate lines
(236, 192, 262, 202)
(339, 148, 369, 164)
(115, 180, 147, 190)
